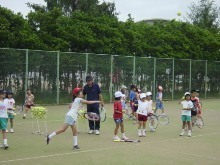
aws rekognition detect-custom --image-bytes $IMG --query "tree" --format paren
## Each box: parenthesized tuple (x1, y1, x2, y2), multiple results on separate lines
(186, 0, 220, 32)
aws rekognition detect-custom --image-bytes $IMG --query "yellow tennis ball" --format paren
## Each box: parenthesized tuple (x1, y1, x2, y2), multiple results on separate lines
(13, 113, 17, 116)
(177, 11, 181, 16)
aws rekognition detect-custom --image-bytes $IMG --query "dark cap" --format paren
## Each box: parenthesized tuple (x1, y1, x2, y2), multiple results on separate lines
(86, 75, 93, 81)
(191, 89, 197, 93)
(0, 89, 5, 94)
(7, 90, 13, 95)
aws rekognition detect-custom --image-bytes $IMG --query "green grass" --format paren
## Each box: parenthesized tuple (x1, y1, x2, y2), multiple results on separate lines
(1, 99, 220, 165)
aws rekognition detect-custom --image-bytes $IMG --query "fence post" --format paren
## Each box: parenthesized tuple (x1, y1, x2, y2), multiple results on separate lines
(110, 55, 113, 102)
(153, 57, 156, 101)
(85, 53, 88, 77)
(132, 56, 136, 85)
(172, 58, 175, 100)
(189, 59, 192, 92)
(25, 49, 29, 98)
(205, 60, 207, 98)
(56, 51, 60, 104)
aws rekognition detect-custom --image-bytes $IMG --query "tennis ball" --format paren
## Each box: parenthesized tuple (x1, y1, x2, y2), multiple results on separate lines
(13, 113, 17, 116)
(177, 11, 181, 16)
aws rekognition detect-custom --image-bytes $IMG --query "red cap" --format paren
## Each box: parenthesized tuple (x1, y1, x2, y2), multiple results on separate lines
(72, 88, 81, 95)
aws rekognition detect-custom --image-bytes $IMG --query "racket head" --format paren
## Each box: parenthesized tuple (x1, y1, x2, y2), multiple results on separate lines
(15, 105, 24, 114)
(99, 107, 106, 122)
(196, 117, 204, 128)
(158, 115, 169, 125)
(84, 112, 100, 121)
(148, 115, 158, 129)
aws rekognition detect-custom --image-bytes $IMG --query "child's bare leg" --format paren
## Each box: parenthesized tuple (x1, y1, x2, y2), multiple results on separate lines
(114, 124, 119, 136)
(10, 119, 13, 129)
(182, 121, 186, 129)
(120, 122, 124, 133)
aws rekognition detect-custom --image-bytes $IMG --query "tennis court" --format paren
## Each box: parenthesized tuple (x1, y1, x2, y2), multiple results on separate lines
(0, 99, 220, 165)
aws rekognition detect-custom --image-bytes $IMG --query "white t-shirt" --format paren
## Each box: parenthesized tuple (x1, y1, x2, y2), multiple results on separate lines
(146, 100, 153, 113)
(4, 98, 15, 109)
(0, 100, 8, 118)
(181, 100, 193, 116)
(136, 100, 148, 116)
(66, 98, 84, 120)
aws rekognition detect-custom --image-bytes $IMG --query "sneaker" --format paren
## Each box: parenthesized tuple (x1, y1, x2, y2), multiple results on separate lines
(23, 116, 25, 119)
(138, 130, 142, 137)
(180, 132, 185, 136)
(188, 132, 192, 137)
(88, 130, 93, 134)
(142, 131, 146, 137)
(5, 129, 8, 133)
(95, 130, 100, 135)
(121, 136, 129, 140)
(0, 143, 3, 148)
(3, 144, 9, 149)
(73, 145, 80, 150)
(10, 129, 14, 133)
(150, 128, 155, 132)
(113, 136, 121, 141)
(46, 135, 50, 145)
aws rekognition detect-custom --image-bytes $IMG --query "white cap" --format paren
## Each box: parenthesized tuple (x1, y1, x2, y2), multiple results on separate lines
(146, 92, 152, 96)
(121, 85, 127, 89)
(140, 93, 146, 99)
(114, 91, 123, 98)
(184, 92, 190, 96)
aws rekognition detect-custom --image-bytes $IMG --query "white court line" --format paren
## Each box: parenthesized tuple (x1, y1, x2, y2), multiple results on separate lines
(1, 132, 220, 164)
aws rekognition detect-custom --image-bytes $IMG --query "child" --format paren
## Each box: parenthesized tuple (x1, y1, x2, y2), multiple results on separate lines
(113, 91, 129, 141)
(120, 85, 129, 117)
(136, 93, 148, 137)
(23, 89, 34, 119)
(179, 92, 193, 137)
(190, 89, 200, 128)
(146, 92, 155, 132)
(196, 90, 202, 117)
(129, 85, 136, 119)
(46, 88, 100, 150)
(0, 89, 9, 149)
(4, 91, 15, 133)
(155, 86, 165, 115)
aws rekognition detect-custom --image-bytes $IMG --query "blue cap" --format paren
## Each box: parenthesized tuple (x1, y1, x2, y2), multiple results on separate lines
(0, 89, 5, 94)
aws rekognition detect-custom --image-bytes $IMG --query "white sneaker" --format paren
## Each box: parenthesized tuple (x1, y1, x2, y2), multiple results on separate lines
(150, 127, 155, 132)
(142, 131, 146, 137)
(138, 130, 142, 137)
(10, 129, 14, 133)
(113, 136, 121, 141)
(88, 130, 93, 134)
(188, 132, 191, 137)
(180, 131, 185, 136)
(6, 129, 8, 133)
(95, 130, 100, 135)
(0, 143, 3, 148)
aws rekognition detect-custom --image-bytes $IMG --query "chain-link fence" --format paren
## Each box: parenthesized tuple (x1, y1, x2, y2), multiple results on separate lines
(0, 48, 219, 104)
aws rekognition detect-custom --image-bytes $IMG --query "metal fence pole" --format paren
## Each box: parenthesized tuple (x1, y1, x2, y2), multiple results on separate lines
(205, 60, 207, 98)
(110, 55, 113, 102)
(153, 57, 156, 101)
(172, 58, 175, 100)
(56, 51, 60, 104)
(25, 49, 28, 98)
(132, 56, 136, 85)
(85, 53, 88, 77)
(189, 59, 192, 92)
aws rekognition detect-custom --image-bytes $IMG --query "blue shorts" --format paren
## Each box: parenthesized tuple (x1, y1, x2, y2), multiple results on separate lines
(64, 116, 76, 125)
(156, 101, 164, 109)
(114, 118, 123, 124)
(0, 118, 8, 130)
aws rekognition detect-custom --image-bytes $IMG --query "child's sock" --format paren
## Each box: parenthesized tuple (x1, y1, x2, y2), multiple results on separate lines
(73, 136, 77, 146)
(49, 132, 56, 139)
(3, 139, 7, 145)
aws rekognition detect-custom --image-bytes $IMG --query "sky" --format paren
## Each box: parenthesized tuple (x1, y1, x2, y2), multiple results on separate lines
(0, 0, 220, 22)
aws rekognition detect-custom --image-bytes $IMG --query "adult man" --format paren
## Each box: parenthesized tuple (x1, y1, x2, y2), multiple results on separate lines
(83, 75, 104, 135)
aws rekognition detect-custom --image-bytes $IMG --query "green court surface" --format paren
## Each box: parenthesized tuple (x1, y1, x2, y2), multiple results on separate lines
(0, 99, 220, 165)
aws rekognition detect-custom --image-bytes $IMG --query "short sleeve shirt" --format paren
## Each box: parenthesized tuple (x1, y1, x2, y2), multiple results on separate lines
(83, 83, 101, 101)
(113, 101, 123, 119)
(66, 98, 84, 120)
(4, 98, 15, 109)
(181, 100, 193, 116)
(0, 100, 8, 118)
(136, 100, 148, 116)
(129, 91, 135, 101)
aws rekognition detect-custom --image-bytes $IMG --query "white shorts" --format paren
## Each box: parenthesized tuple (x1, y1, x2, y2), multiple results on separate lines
(64, 115, 76, 125)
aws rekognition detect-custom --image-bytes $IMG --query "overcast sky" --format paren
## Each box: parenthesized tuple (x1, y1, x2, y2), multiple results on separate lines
(0, 0, 220, 22)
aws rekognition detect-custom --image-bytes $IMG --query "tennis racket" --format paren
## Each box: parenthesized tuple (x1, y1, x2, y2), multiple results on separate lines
(99, 106, 106, 122)
(158, 115, 169, 125)
(148, 114, 158, 129)
(114, 139, 140, 143)
(195, 116, 204, 128)
(78, 112, 100, 121)
(15, 104, 25, 114)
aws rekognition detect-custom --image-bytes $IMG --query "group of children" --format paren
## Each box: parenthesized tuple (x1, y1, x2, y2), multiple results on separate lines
(0, 89, 34, 149)
(113, 85, 165, 140)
